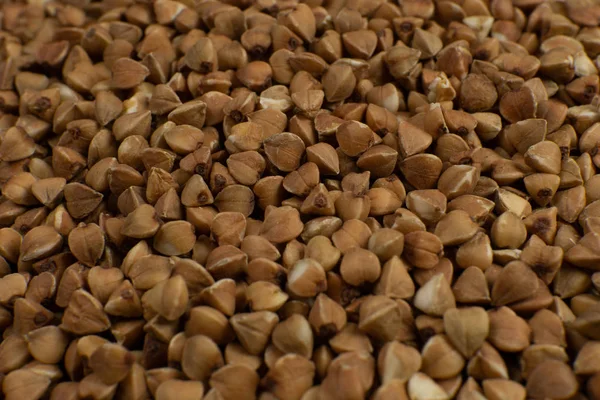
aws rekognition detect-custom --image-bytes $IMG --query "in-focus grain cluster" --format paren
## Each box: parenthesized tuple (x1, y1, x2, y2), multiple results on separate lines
(1, 0, 600, 399)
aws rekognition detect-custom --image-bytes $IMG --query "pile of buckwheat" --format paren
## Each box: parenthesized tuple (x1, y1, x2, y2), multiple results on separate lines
(1, 0, 600, 398)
